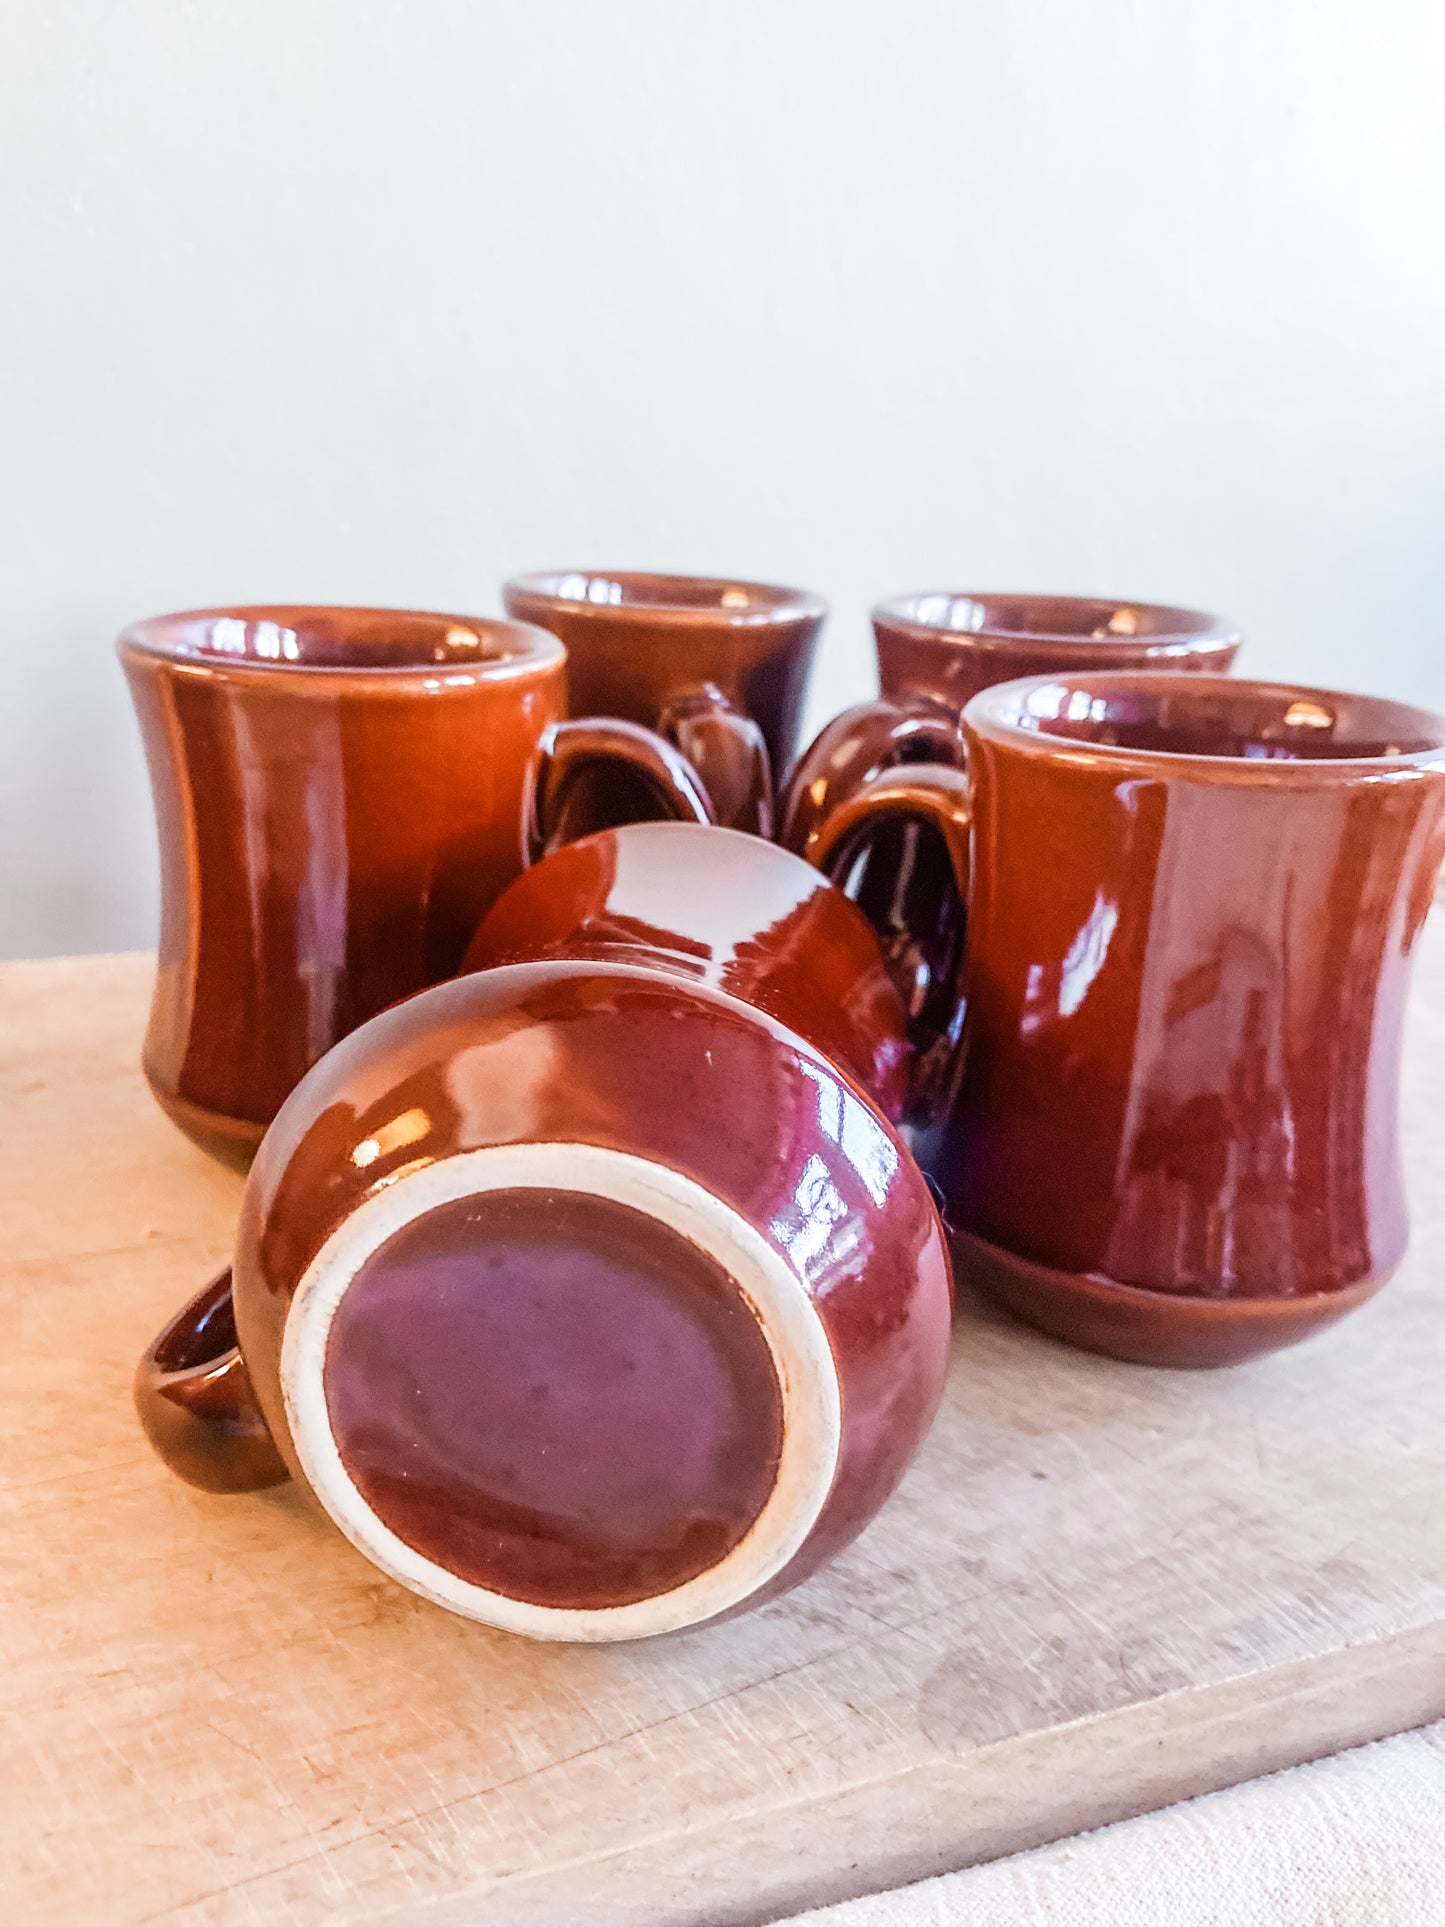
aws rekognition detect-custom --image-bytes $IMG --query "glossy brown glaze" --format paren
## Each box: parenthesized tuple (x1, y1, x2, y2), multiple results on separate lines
(524, 717, 715, 859)
(134, 1269, 289, 1492)
(121, 608, 717, 1169)
(797, 764, 971, 1130)
(780, 592, 1239, 855)
(464, 821, 913, 1117)
(504, 571, 827, 836)
(874, 591, 1241, 712)
(325, 1186, 785, 1609)
(119, 607, 567, 1166)
(812, 672, 1445, 1367)
(950, 1228, 1381, 1369)
(137, 824, 952, 1634)
(239, 959, 949, 1625)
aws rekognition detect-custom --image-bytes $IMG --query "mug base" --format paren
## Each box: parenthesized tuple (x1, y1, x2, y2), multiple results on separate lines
(278, 1141, 842, 1639)
(145, 1077, 267, 1173)
(950, 1224, 1387, 1368)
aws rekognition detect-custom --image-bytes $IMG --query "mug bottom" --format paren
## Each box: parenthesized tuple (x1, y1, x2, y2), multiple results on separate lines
(277, 1141, 842, 1639)
(145, 1075, 267, 1173)
(950, 1225, 1387, 1368)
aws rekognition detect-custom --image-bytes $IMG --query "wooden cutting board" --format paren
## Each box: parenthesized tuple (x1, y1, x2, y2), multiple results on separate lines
(2, 935, 1443, 1926)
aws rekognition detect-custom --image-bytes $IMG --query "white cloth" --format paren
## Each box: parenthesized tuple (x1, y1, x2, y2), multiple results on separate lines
(777, 1721, 1445, 1927)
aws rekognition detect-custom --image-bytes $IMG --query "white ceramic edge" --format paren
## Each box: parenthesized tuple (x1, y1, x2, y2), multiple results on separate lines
(278, 1142, 842, 1642)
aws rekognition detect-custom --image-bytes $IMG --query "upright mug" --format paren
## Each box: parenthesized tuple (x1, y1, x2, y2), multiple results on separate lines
(780, 593, 1241, 1031)
(120, 605, 713, 1167)
(803, 672, 1445, 1367)
(781, 591, 1241, 851)
(134, 823, 953, 1641)
(503, 571, 827, 837)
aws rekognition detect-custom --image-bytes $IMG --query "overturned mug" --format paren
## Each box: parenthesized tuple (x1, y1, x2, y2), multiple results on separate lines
(121, 606, 714, 1167)
(504, 571, 827, 838)
(802, 672, 1445, 1368)
(136, 824, 952, 1641)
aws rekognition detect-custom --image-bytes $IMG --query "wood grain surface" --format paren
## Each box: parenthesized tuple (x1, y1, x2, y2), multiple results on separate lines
(2, 938, 1443, 1926)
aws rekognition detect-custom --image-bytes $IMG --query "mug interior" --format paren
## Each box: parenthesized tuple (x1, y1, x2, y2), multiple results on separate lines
(987, 675, 1445, 763)
(120, 606, 557, 673)
(506, 570, 824, 624)
(880, 591, 1232, 647)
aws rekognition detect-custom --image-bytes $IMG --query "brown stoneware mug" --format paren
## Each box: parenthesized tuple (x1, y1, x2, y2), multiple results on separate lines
(780, 591, 1241, 853)
(121, 606, 714, 1169)
(503, 571, 827, 838)
(801, 672, 1445, 1369)
(135, 822, 953, 1641)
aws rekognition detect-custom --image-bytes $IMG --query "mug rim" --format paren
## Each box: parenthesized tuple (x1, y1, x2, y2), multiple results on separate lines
(872, 590, 1239, 652)
(116, 605, 565, 687)
(965, 671, 1445, 778)
(504, 569, 828, 629)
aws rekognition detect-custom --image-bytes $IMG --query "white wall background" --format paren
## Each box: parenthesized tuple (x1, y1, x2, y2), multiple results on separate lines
(3, 0, 1443, 957)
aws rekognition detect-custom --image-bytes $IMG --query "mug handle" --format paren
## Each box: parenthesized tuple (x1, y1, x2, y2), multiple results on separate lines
(134, 1267, 289, 1493)
(779, 698, 964, 854)
(658, 683, 774, 838)
(801, 760, 972, 1130)
(525, 716, 716, 864)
